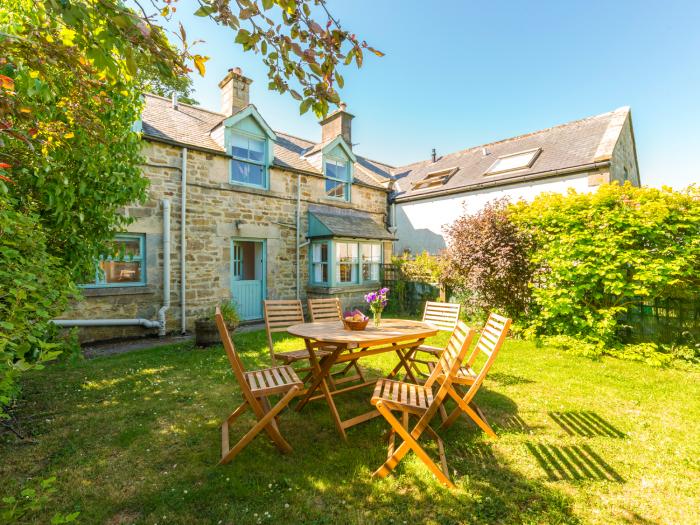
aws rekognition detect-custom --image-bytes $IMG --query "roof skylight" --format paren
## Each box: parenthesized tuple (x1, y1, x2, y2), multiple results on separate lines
(411, 167, 459, 190)
(485, 148, 541, 175)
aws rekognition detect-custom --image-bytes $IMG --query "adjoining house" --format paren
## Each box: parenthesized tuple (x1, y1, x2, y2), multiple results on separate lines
(58, 67, 641, 342)
(391, 107, 640, 254)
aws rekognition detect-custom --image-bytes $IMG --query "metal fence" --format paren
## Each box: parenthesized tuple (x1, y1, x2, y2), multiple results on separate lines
(380, 264, 439, 316)
(620, 296, 700, 343)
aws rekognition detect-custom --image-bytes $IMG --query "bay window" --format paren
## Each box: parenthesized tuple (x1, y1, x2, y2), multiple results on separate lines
(309, 240, 383, 287)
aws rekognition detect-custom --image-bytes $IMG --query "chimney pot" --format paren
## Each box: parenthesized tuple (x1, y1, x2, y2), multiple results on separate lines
(171, 92, 178, 110)
(431, 148, 436, 162)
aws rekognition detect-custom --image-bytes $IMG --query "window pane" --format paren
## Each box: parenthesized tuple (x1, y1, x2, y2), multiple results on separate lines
(248, 138, 265, 162)
(361, 243, 381, 281)
(325, 178, 346, 199)
(312, 243, 328, 263)
(232, 159, 264, 187)
(313, 263, 328, 283)
(232, 134, 249, 159)
(232, 134, 265, 163)
(100, 260, 142, 284)
(326, 159, 347, 180)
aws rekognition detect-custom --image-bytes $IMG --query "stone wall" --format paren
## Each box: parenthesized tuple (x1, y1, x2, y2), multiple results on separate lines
(61, 140, 390, 342)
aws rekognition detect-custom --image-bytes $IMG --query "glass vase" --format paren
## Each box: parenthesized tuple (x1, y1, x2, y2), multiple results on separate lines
(373, 310, 382, 328)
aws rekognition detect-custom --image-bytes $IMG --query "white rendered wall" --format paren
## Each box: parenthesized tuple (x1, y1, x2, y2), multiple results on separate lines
(395, 172, 593, 254)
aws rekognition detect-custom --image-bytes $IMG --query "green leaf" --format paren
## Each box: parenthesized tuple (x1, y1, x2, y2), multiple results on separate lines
(299, 98, 312, 115)
(194, 5, 216, 17)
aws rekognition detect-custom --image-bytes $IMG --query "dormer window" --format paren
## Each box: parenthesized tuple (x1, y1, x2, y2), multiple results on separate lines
(485, 148, 541, 176)
(325, 158, 350, 201)
(231, 132, 267, 188)
(411, 167, 459, 190)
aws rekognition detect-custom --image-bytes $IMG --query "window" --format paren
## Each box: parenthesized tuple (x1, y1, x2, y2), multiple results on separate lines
(361, 243, 381, 281)
(485, 148, 541, 176)
(335, 242, 358, 283)
(311, 242, 329, 284)
(83, 234, 146, 287)
(325, 159, 350, 201)
(309, 240, 383, 287)
(411, 167, 459, 190)
(231, 132, 266, 187)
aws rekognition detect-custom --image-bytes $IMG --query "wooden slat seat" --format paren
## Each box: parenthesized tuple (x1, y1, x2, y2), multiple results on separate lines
(272, 348, 331, 365)
(214, 308, 302, 466)
(264, 299, 318, 366)
(372, 379, 434, 414)
(370, 320, 476, 488)
(245, 365, 303, 397)
(406, 301, 462, 380)
(426, 361, 477, 384)
(439, 312, 512, 437)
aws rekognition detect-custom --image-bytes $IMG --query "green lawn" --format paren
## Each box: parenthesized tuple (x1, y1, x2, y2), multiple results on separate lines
(1, 329, 699, 525)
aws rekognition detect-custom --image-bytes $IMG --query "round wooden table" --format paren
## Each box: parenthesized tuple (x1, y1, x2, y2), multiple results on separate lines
(288, 319, 438, 440)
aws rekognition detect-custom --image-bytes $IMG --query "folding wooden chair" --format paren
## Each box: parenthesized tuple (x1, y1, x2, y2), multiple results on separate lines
(407, 301, 461, 378)
(307, 297, 365, 384)
(370, 320, 475, 488)
(264, 299, 331, 366)
(438, 312, 511, 437)
(214, 307, 303, 465)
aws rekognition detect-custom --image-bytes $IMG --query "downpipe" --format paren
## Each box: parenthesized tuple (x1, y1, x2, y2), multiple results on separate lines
(157, 198, 171, 336)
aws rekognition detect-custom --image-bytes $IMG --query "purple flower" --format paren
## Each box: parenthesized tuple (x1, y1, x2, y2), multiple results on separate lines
(379, 287, 389, 295)
(365, 292, 377, 303)
(381, 300, 388, 307)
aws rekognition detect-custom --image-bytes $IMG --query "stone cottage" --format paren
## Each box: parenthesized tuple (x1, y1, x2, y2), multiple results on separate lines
(58, 68, 641, 342)
(60, 68, 395, 342)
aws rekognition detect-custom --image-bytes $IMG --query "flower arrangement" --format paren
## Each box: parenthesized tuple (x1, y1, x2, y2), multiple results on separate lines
(365, 287, 389, 327)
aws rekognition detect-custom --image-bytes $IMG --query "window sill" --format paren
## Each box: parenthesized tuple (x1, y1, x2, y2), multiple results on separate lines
(81, 285, 155, 297)
(307, 282, 380, 295)
(228, 181, 269, 193)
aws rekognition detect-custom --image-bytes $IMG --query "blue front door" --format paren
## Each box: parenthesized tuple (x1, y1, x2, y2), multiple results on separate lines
(231, 240, 265, 320)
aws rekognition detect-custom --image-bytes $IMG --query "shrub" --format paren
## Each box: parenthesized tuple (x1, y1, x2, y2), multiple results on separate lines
(0, 192, 76, 418)
(443, 198, 534, 319)
(510, 183, 700, 345)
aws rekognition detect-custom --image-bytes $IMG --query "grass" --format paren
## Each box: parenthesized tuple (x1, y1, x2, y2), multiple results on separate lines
(1, 328, 699, 525)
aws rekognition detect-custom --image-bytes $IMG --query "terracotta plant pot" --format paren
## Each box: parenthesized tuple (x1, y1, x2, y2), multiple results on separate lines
(195, 319, 237, 347)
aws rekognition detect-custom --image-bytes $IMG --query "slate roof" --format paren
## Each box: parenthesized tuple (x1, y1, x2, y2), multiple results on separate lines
(392, 107, 630, 201)
(140, 94, 390, 189)
(308, 205, 396, 240)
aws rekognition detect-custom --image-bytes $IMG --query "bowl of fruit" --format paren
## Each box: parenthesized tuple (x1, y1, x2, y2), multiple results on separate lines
(342, 310, 370, 331)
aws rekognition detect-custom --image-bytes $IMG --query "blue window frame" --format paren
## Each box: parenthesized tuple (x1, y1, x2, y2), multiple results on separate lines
(230, 132, 267, 188)
(82, 234, 146, 288)
(309, 240, 382, 287)
(324, 158, 350, 201)
(311, 241, 330, 284)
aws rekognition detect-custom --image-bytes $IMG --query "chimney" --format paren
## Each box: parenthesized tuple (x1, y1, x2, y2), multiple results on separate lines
(431, 148, 436, 162)
(218, 67, 252, 116)
(171, 92, 178, 110)
(319, 102, 354, 146)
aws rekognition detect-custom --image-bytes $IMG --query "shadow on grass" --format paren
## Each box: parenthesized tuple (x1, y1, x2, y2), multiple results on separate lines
(2, 330, 584, 524)
(526, 442, 625, 482)
(549, 411, 627, 438)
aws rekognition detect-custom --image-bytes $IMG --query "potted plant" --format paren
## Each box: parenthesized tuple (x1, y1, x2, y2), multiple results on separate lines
(195, 301, 240, 347)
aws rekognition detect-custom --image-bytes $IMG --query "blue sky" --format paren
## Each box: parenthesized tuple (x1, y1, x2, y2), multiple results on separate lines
(160, 0, 699, 188)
